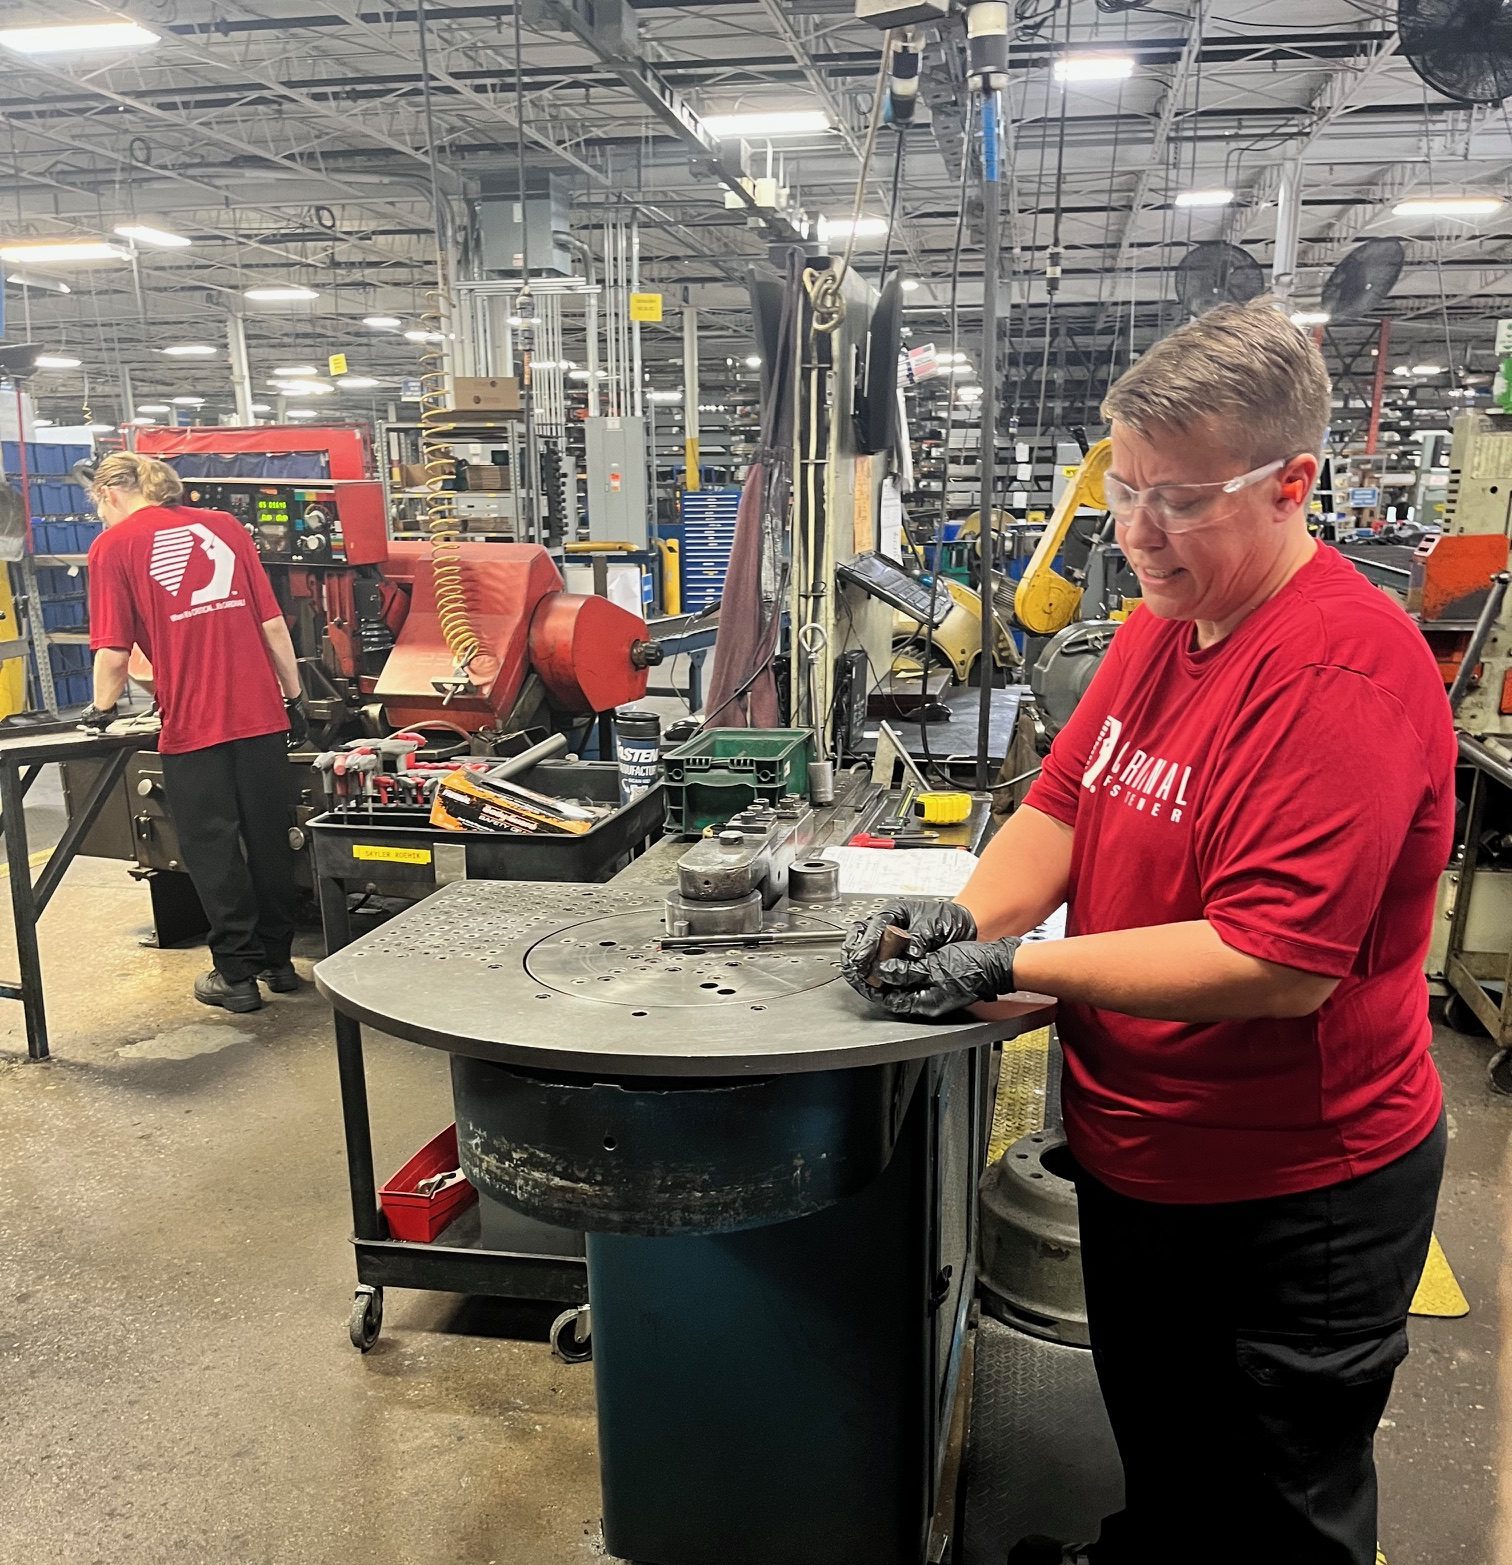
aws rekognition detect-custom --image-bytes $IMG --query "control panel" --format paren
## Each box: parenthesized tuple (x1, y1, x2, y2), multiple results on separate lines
(181, 479, 388, 566)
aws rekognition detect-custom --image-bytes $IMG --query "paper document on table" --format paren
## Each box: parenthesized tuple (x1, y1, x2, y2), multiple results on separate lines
(820, 846, 978, 897)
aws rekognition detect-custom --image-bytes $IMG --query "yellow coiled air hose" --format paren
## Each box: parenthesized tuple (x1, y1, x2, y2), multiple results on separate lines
(418, 290, 487, 682)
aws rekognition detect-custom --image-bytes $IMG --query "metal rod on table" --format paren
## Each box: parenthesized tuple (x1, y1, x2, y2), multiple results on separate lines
(659, 930, 846, 951)
(481, 731, 570, 785)
(0, 761, 47, 1060)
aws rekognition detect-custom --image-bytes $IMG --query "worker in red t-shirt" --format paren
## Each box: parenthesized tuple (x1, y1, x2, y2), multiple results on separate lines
(84, 452, 309, 1015)
(845, 299, 1453, 1565)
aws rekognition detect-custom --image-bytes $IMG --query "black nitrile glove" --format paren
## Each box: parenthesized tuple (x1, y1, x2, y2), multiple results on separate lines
(77, 702, 117, 733)
(863, 936, 1023, 1020)
(841, 897, 979, 987)
(283, 697, 309, 750)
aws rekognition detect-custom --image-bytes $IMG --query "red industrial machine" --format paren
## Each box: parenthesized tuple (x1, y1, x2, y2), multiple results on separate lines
(134, 424, 658, 745)
(1406, 532, 1510, 688)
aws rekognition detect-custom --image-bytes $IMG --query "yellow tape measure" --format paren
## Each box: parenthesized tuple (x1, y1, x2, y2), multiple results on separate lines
(917, 791, 971, 825)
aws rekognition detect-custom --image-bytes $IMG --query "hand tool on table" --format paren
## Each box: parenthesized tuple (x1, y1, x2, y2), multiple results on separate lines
(848, 832, 945, 849)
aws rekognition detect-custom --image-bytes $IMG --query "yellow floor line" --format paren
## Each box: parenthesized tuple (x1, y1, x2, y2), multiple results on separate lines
(0, 846, 57, 878)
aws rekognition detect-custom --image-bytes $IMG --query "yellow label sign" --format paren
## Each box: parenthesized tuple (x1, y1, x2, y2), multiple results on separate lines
(352, 844, 431, 865)
(328, 352, 349, 376)
(629, 292, 663, 324)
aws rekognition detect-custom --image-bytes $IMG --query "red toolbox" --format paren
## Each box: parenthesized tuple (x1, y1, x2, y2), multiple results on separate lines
(379, 1123, 478, 1243)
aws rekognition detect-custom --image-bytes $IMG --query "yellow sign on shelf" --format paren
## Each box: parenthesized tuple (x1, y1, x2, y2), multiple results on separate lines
(352, 844, 432, 865)
(328, 352, 349, 377)
(629, 292, 663, 324)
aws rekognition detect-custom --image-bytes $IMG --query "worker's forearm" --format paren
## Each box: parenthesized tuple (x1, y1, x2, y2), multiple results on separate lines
(260, 616, 301, 700)
(956, 804, 1074, 941)
(1011, 919, 1337, 1022)
(92, 649, 130, 710)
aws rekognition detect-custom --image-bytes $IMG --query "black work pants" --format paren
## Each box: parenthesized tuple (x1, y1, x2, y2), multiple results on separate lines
(1076, 1114, 1446, 1565)
(160, 731, 297, 983)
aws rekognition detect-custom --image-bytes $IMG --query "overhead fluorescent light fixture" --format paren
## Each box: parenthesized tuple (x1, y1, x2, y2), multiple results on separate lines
(957, 386, 984, 400)
(363, 315, 402, 329)
(647, 389, 682, 403)
(274, 380, 333, 395)
(6, 271, 70, 294)
(823, 216, 889, 239)
(0, 240, 126, 264)
(1392, 364, 1411, 375)
(1291, 310, 1330, 327)
(34, 354, 81, 369)
(1054, 53, 1135, 84)
(402, 329, 444, 343)
(136, 403, 172, 414)
(32, 419, 53, 427)
(113, 223, 191, 249)
(1392, 195, 1504, 218)
(244, 284, 319, 302)
(1174, 188, 1234, 208)
(273, 365, 318, 377)
(901, 278, 921, 292)
(701, 109, 830, 138)
(1411, 363, 1445, 375)
(0, 21, 158, 54)
(170, 396, 205, 406)
(744, 355, 762, 368)
(160, 344, 217, 357)
(337, 376, 381, 389)
(86, 423, 115, 433)
(286, 408, 319, 419)
(250, 402, 272, 413)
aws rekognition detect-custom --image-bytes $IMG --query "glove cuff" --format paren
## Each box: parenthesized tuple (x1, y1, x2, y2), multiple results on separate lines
(979, 936, 1020, 1000)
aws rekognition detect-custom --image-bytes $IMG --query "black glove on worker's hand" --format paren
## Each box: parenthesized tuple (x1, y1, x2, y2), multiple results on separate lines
(863, 936, 1024, 1020)
(841, 897, 979, 989)
(76, 703, 117, 733)
(283, 697, 309, 750)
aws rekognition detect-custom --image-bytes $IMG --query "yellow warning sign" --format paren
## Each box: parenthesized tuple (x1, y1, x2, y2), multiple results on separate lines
(629, 292, 663, 324)
(352, 844, 431, 865)
(328, 352, 349, 377)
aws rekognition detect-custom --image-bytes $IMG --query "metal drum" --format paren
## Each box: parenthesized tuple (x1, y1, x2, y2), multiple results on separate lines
(978, 1129, 1090, 1345)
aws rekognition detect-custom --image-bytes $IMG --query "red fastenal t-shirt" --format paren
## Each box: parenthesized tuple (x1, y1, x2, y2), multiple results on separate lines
(1023, 543, 1454, 1204)
(88, 504, 288, 755)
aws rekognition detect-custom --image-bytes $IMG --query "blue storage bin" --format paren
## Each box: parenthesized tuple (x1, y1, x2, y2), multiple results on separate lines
(47, 641, 91, 676)
(72, 520, 103, 551)
(34, 444, 67, 475)
(41, 599, 86, 631)
(54, 671, 91, 708)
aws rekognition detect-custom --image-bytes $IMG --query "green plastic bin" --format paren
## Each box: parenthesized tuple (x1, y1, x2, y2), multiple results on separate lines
(660, 728, 812, 836)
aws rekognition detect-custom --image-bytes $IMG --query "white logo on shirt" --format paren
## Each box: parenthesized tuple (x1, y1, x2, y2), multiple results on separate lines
(1083, 712, 1194, 823)
(1082, 716, 1122, 792)
(148, 523, 237, 606)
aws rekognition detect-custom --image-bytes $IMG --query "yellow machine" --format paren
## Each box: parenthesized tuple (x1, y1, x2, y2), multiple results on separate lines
(1012, 439, 1114, 636)
(890, 579, 1017, 684)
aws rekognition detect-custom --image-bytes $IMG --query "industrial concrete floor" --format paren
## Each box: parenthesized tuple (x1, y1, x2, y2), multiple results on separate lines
(0, 808, 1508, 1564)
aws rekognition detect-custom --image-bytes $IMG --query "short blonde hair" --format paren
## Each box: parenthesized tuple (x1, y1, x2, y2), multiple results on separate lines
(1102, 297, 1331, 464)
(90, 451, 183, 507)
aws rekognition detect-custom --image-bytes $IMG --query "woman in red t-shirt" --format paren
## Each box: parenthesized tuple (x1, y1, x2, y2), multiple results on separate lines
(846, 298, 1452, 1565)
(85, 451, 308, 1014)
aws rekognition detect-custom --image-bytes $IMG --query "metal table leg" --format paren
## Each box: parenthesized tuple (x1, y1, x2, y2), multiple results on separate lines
(334, 1009, 383, 1243)
(0, 760, 47, 1060)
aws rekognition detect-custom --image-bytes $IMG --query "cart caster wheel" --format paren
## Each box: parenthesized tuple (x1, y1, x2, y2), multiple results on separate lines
(1489, 1047, 1512, 1097)
(349, 1286, 383, 1352)
(1444, 992, 1486, 1037)
(550, 1306, 592, 1364)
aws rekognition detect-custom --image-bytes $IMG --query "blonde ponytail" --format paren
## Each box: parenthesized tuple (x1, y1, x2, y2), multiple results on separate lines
(90, 451, 184, 507)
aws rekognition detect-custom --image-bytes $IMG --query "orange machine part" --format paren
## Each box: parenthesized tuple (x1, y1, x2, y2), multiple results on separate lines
(528, 591, 651, 713)
(375, 543, 564, 731)
(1408, 533, 1511, 622)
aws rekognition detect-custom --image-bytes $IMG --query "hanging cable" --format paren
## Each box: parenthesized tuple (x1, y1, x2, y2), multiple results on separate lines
(805, 31, 895, 335)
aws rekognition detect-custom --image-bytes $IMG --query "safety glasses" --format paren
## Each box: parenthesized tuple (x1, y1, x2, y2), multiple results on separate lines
(1106, 457, 1287, 535)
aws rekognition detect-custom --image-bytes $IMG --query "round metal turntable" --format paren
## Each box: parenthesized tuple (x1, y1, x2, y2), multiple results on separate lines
(314, 879, 1024, 1077)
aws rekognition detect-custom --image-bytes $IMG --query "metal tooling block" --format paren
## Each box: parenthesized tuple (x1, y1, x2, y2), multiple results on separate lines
(314, 878, 1020, 1078)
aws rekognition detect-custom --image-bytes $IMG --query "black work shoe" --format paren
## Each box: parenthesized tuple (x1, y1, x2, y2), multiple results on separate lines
(194, 970, 263, 1013)
(259, 963, 300, 994)
(1006, 1539, 1093, 1565)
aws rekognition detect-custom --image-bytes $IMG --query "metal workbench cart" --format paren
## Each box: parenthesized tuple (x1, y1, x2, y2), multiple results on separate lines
(313, 761, 664, 1350)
